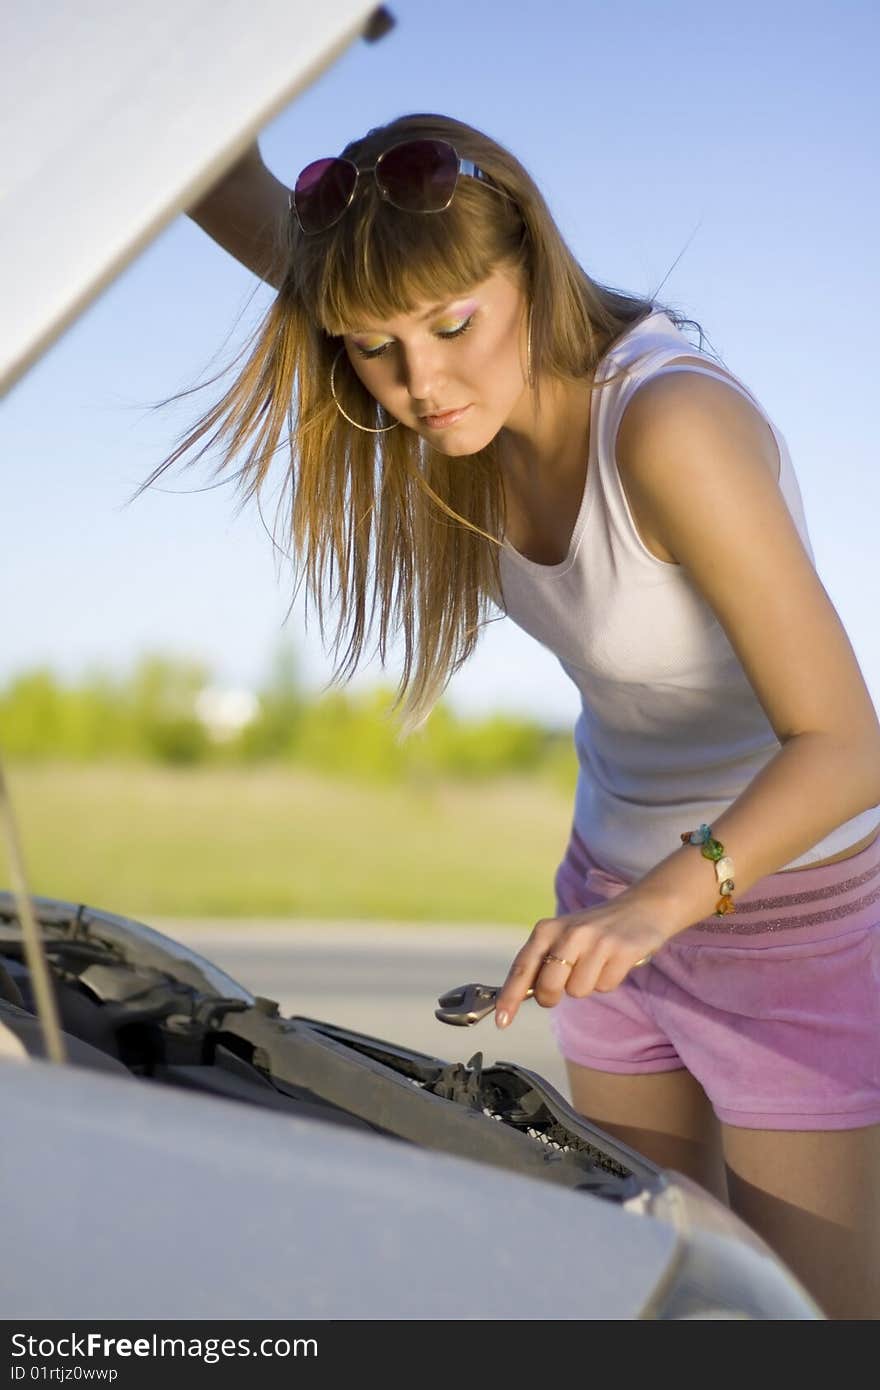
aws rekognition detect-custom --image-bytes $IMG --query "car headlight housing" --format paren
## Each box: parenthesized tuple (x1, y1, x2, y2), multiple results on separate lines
(624, 1173, 825, 1319)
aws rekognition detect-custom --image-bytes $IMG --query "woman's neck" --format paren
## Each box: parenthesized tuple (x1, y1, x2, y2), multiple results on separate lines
(497, 373, 594, 488)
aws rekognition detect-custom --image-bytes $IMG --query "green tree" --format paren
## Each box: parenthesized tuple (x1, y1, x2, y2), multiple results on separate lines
(125, 654, 212, 765)
(0, 669, 67, 757)
(236, 639, 305, 761)
(295, 684, 406, 782)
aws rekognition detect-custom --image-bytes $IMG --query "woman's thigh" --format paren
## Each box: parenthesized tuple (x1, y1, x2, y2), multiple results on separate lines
(722, 1122, 880, 1320)
(565, 1059, 729, 1205)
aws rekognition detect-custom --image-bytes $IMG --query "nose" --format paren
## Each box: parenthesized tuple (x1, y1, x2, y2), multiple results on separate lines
(399, 342, 443, 406)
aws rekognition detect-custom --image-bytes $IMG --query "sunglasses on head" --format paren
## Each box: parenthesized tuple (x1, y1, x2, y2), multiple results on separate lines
(289, 137, 515, 235)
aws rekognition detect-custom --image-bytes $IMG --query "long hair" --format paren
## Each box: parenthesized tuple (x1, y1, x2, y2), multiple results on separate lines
(134, 112, 709, 735)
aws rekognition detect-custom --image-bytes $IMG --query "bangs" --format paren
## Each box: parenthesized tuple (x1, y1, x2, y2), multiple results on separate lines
(297, 179, 522, 337)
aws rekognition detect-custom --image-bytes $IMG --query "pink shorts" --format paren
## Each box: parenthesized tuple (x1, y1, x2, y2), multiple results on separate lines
(549, 825, 880, 1130)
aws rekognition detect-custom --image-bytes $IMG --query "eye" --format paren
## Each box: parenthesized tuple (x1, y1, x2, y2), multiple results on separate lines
(437, 314, 475, 342)
(353, 341, 393, 360)
(354, 314, 475, 360)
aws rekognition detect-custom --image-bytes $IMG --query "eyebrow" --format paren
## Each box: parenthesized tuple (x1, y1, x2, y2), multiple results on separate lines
(350, 298, 467, 336)
(417, 299, 457, 320)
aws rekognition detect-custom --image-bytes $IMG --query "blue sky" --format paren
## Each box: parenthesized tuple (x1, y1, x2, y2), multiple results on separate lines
(3, 0, 878, 729)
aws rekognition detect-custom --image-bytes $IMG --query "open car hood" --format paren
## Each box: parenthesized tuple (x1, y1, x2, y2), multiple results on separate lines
(0, 0, 388, 393)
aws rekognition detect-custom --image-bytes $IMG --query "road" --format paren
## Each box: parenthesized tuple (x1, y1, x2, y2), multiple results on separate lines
(157, 919, 572, 1098)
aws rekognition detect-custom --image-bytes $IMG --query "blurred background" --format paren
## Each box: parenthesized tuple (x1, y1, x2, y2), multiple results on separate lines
(2, 0, 878, 927)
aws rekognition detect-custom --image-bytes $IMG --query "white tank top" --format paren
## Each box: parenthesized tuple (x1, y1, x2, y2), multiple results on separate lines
(499, 307, 880, 881)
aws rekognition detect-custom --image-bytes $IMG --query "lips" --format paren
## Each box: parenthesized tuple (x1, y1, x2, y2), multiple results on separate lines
(419, 405, 471, 428)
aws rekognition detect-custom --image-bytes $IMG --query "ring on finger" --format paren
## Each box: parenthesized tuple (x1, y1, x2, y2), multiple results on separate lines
(633, 953, 654, 967)
(544, 951, 574, 967)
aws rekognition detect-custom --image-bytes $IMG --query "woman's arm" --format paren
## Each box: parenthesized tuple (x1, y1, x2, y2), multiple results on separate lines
(186, 142, 290, 289)
(494, 373, 880, 1024)
(632, 731, 880, 933)
(616, 370, 880, 925)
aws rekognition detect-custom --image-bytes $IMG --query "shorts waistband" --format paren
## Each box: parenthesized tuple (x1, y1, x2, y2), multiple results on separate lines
(565, 825, 880, 944)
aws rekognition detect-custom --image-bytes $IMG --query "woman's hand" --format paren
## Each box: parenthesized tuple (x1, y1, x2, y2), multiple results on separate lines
(494, 892, 675, 1028)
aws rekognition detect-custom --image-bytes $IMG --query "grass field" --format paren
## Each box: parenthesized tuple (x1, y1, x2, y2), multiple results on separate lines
(1, 761, 576, 925)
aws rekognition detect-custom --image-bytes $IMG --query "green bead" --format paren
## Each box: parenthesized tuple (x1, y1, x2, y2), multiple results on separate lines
(702, 839, 725, 862)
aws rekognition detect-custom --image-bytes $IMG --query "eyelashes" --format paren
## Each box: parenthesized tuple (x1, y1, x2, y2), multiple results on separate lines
(354, 315, 475, 360)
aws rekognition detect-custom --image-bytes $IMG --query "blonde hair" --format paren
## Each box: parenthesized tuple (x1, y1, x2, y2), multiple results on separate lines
(135, 112, 709, 736)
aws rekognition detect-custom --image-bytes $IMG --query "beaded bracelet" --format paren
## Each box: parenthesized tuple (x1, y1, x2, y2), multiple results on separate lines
(680, 823, 736, 916)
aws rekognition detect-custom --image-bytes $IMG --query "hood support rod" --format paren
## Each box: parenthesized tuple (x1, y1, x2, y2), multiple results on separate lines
(0, 759, 67, 1063)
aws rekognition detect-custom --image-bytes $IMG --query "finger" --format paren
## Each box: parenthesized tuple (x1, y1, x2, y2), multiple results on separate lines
(567, 944, 615, 998)
(530, 950, 577, 1008)
(581, 946, 644, 995)
(591, 964, 630, 993)
(495, 922, 559, 1026)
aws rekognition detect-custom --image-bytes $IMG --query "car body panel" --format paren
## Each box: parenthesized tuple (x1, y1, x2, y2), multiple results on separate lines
(0, 897, 824, 1319)
(0, 1060, 681, 1320)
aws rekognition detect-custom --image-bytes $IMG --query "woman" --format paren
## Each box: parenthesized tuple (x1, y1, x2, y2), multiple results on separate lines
(168, 113, 880, 1317)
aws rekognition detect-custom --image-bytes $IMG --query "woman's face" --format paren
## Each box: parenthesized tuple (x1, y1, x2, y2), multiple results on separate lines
(340, 265, 530, 454)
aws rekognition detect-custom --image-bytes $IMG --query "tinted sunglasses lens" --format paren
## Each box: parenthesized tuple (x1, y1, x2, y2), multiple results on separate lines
(294, 158, 357, 232)
(376, 139, 458, 211)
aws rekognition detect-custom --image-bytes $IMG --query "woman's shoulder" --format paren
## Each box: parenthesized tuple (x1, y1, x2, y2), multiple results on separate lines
(611, 357, 783, 566)
(617, 354, 781, 486)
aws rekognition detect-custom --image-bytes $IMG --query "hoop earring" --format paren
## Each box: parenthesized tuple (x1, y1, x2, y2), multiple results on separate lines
(330, 347, 400, 434)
